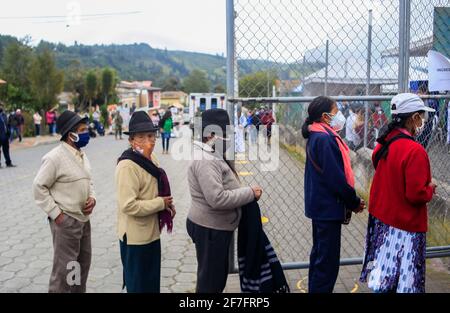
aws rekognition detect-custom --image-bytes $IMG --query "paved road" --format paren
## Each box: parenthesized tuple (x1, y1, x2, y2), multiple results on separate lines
(0, 133, 197, 293)
(0, 128, 448, 293)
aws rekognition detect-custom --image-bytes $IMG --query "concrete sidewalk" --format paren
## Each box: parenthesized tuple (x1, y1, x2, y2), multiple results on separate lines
(9, 135, 61, 151)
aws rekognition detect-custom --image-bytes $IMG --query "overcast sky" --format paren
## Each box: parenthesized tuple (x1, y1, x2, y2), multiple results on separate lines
(0, 0, 227, 54)
(0, 0, 444, 60)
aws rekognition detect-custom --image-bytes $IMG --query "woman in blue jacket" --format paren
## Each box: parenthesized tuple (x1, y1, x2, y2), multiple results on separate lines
(301, 96, 366, 293)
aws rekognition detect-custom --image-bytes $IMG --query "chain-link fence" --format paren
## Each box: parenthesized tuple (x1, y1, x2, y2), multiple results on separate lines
(226, 0, 450, 270)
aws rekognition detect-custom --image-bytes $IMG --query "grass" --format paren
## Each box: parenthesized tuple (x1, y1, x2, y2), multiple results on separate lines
(280, 142, 307, 165)
(428, 216, 450, 247)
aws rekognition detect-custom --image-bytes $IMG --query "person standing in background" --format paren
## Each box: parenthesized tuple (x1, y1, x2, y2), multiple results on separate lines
(8, 110, 20, 143)
(159, 111, 173, 155)
(34, 111, 42, 137)
(114, 111, 124, 140)
(16, 109, 25, 142)
(46, 109, 56, 136)
(0, 106, 15, 168)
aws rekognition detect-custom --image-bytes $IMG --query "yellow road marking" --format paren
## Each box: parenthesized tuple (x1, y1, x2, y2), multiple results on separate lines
(238, 171, 253, 176)
(350, 282, 359, 293)
(236, 160, 249, 165)
(296, 278, 307, 293)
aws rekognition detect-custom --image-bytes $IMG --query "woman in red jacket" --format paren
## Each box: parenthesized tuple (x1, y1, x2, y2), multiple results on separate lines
(360, 93, 437, 293)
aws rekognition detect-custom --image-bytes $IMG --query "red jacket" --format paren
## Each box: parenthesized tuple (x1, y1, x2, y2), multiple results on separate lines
(369, 129, 434, 233)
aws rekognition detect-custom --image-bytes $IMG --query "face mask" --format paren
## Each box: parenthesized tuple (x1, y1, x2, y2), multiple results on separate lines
(134, 146, 145, 155)
(326, 111, 346, 131)
(70, 132, 90, 148)
(415, 117, 426, 137)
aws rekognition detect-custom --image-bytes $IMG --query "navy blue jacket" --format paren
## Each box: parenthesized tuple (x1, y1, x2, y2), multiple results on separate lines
(304, 130, 360, 221)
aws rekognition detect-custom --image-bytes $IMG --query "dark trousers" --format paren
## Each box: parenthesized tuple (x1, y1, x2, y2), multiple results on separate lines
(35, 124, 41, 136)
(186, 219, 233, 293)
(115, 125, 122, 139)
(119, 234, 161, 293)
(9, 126, 21, 142)
(308, 220, 342, 293)
(162, 132, 171, 151)
(0, 137, 12, 166)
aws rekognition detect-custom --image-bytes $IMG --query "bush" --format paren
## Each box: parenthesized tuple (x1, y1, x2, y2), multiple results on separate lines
(22, 111, 35, 137)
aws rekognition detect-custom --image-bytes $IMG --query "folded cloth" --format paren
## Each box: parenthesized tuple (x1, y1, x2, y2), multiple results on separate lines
(238, 200, 290, 293)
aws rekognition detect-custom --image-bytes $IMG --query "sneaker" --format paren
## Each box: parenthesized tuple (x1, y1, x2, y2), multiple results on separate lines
(6, 164, 16, 168)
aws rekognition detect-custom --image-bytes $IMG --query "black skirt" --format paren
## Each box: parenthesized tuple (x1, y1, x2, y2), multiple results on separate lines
(119, 234, 161, 293)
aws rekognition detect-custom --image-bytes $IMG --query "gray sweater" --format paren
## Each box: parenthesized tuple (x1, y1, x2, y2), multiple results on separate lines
(187, 142, 255, 231)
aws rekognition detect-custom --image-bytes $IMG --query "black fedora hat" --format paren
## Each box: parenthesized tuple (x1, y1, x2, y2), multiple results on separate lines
(56, 110, 89, 139)
(124, 111, 157, 135)
(201, 109, 230, 138)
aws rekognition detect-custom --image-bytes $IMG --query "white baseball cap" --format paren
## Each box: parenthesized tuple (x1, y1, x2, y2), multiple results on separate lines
(390, 93, 436, 115)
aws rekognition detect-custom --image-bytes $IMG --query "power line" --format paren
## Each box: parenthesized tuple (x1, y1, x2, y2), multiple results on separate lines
(0, 11, 142, 20)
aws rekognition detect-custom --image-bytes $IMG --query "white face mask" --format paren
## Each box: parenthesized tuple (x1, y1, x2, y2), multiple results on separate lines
(326, 111, 346, 131)
(415, 117, 426, 137)
(134, 146, 145, 155)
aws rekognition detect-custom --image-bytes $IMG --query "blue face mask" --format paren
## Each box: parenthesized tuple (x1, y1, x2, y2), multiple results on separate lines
(70, 132, 90, 148)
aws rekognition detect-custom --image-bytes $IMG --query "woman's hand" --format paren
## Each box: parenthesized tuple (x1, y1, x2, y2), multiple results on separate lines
(163, 196, 174, 209)
(167, 205, 176, 218)
(429, 182, 437, 194)
(251, 186, 263, 201)
(354, 199, 366, 213)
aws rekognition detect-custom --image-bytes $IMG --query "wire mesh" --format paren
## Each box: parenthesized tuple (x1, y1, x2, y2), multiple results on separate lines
(231, 0, 450, 265)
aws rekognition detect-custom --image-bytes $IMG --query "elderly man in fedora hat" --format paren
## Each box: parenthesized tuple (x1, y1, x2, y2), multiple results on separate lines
(115, 111, 175, 293)
(186, 108, 263, 293)
(33, 110, 96, 293)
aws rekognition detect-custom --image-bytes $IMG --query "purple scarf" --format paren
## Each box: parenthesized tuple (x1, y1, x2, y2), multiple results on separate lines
(118, 149, 173, 233)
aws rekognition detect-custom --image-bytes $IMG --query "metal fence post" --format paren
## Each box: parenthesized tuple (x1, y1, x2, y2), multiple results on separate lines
(226, 0, 237, 274)
(324, 39, 329, 96)
(364, 9, 373, 148)
(398, 0, 411, 93)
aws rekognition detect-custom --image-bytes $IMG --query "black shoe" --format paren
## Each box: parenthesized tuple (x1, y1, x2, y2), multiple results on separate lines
(6, 164, 16, 168)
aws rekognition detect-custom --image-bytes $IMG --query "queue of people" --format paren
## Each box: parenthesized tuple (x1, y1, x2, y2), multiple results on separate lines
(29, 92, 437, 294)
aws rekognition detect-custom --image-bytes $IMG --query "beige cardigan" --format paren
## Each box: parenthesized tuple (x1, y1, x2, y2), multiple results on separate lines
(32, 143, 96, 223)
(115, 155, 165, 245)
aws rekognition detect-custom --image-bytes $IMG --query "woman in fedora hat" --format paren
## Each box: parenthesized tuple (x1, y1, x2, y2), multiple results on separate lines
(186, 108, 263, 293)
(33, 110, 96, 293)
(115, 111, 176, 293)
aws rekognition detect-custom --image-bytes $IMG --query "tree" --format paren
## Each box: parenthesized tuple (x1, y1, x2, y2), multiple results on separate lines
(162, 76, 181, 91)
(213, 84, 226, 93)
(64, 60, 87, 110)
(239, 71, 277, 98)
(85, 70, 98, 112)
(0, 41, 34, 107)
(182, 69, 210, 94)
(29, 48, 64, 112)
(101, 67, 115, 105)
